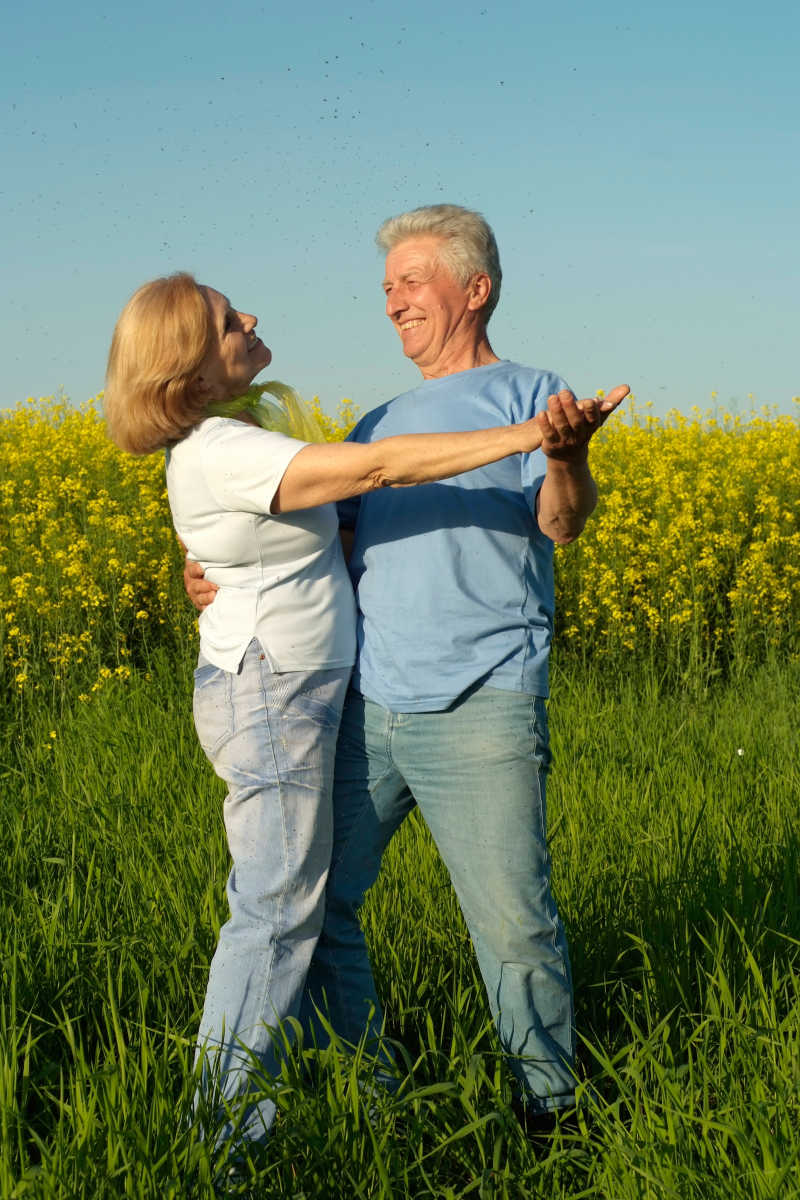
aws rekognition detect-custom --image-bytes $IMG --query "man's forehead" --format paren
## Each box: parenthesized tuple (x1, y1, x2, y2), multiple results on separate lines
(383, 236, 443, 283)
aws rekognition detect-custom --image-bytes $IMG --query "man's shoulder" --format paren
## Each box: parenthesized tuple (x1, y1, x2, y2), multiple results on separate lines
(347, 362, 570, 442)
(489, 361, 567, 390)
(395, 361, 566, 400)
(418, 360, 567, 396)
(443, 361, 569, 418)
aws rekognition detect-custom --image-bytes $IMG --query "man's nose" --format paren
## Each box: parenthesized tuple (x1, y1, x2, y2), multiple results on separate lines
(385, 289, 406, 317)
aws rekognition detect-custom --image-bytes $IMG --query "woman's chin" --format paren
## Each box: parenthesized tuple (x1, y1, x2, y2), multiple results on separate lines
(251, 343, 272, 371)
(247, 363, 268, 386)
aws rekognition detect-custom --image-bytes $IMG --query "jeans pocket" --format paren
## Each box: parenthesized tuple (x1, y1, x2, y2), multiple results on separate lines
(267, 668, 348, 731)
(193, 662, 234, 760)
(291, 691, 342, 730)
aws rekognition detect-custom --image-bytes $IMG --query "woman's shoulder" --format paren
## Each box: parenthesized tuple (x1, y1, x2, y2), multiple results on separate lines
(169, 416, 262, 463)
(191, 415, 302, 451)
(166, 420, 226, 491)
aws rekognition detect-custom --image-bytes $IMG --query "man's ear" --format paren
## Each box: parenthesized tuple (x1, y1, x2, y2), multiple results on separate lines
(467, 272, 492, 312)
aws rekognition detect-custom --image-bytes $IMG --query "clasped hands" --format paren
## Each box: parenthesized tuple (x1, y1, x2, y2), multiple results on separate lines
(538, 384, 630, 462)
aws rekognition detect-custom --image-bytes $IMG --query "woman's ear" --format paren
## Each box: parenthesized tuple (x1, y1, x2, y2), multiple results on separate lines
(189, 375, 216, 405)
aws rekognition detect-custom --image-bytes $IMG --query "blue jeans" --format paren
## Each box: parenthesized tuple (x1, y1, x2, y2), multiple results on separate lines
(301, 683, 575, 1113)
(192, 638, 350, 1142)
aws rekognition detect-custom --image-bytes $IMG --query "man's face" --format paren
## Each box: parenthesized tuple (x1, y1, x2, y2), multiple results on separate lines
(382, 235, 478, 377)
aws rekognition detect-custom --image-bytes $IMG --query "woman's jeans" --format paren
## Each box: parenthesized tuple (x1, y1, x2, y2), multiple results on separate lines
(301, 683, 576, 1114)
(192, 638, 350, 1142)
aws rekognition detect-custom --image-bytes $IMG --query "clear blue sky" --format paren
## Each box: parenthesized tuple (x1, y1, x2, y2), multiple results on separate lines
(2, 0, 798, 419)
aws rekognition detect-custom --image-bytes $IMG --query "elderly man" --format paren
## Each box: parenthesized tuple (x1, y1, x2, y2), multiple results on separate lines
(188, 204, 627, 1120)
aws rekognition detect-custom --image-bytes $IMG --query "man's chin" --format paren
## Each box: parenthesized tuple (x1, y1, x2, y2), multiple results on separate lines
(399, 335, 423, 363)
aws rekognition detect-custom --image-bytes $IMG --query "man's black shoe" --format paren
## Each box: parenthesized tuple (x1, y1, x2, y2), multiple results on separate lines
(511, 1098, 581, 1143)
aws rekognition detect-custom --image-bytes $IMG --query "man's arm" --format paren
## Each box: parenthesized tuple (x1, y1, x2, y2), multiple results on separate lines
(177, 536, 217, 612)
(536, 385, 629, 544)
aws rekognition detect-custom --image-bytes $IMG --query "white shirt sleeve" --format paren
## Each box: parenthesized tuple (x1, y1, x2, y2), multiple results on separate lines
(199, 419, 308, 515)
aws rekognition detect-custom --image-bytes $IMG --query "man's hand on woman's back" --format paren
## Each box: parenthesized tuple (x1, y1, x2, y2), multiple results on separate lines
(184, 556, 217, 611)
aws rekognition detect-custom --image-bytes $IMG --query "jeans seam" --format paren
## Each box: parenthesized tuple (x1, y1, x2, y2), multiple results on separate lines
(530, 698, 562, 972)
(327, 762, 403, 1025)
(529, 697, 573, 1058)
(253, 661, 285, 1033)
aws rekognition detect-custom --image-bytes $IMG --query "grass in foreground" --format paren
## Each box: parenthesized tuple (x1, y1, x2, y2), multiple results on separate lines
(1, 654, 799, 1197)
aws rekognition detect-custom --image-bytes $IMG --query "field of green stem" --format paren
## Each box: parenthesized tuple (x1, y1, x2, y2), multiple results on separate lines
(1, 397, 799, 1198)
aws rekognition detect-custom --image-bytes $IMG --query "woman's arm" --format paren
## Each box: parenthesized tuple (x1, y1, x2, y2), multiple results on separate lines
(272, 420, 544, 514)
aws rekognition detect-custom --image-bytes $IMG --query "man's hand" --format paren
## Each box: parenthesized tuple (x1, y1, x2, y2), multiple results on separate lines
(184, 556, 218, 611)
(537, 385, 630, 462)
(535, 384, 629, 545)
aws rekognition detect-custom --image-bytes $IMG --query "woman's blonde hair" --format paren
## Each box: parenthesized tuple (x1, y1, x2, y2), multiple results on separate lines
(104, 272, 213, 454)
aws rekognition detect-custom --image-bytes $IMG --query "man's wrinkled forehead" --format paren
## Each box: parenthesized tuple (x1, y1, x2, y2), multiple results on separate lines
(382, 236, 446, 288)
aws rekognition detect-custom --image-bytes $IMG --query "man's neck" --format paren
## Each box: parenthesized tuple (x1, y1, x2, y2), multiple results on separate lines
(417, 333, 500, 381)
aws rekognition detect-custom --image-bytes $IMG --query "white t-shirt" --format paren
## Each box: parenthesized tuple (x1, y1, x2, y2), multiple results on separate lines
(166, 416, 357, 673)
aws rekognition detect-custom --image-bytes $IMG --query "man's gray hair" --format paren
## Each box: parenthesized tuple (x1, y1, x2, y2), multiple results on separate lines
(376, 204, 502, 322)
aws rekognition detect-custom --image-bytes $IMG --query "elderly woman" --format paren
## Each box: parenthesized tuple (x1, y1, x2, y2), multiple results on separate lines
(104, 271, 549, 1144)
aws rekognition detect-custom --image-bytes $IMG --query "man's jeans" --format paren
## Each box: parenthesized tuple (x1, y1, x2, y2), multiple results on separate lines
(301, 683, 576, 1113)
(192, 638, 350, 1142)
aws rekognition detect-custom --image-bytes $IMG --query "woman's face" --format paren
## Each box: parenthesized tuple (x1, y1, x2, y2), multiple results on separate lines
(197, 286, 271, 401)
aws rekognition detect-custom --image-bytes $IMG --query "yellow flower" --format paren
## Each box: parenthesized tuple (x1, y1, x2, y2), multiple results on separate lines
(4, 392, 800, 692)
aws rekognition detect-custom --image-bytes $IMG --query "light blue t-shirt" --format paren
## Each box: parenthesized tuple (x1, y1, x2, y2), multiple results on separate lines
(341, 360, 569, 712)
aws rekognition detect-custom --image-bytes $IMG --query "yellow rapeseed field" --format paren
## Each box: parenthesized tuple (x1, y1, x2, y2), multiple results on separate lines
(557, 401, 800, 669)
(1, 395, 799, 700)
(0, 396, 186, 699)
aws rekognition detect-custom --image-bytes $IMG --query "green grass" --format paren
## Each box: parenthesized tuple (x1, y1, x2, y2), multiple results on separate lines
(1, 651, 799, 1197)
